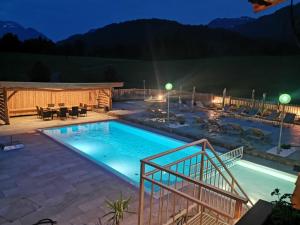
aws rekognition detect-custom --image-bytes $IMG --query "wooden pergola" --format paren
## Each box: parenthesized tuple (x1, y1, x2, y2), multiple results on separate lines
(0, 81, 123, 125)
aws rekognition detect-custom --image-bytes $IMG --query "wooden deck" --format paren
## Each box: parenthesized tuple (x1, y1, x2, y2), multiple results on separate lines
(0, 112, 140, 225)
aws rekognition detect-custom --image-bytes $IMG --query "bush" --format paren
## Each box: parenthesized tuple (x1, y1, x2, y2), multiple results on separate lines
(265, 188, 300, 225)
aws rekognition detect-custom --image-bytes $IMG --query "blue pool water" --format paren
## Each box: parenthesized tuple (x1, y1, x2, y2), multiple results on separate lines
(42, 121, 297, 203)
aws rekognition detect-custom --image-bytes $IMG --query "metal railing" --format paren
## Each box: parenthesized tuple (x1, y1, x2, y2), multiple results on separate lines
(138, 139, 252, 225)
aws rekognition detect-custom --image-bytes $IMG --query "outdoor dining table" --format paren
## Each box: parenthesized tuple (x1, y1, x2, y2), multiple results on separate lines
(46, 106, 83, 119)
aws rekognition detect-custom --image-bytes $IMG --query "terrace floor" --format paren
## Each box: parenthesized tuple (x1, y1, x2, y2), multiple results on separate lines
(0, 104, 299, 225)
(0, 112, 113, 136)
(0, 112, 139, 225)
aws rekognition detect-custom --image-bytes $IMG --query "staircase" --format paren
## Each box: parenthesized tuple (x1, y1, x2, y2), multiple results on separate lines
(138, 139, 252, 225)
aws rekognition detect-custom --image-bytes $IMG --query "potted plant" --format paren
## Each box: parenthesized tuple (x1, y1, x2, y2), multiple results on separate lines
(265, 188, 300, 225)
(101, 193, 134, 225)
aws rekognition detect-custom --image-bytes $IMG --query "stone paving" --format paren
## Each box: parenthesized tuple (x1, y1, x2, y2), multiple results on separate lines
(0, 116, 139, 225)
(0, 111, 114, 136)
(1, 103, 299, 225)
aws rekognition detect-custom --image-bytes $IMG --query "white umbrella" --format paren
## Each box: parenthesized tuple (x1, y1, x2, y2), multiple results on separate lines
(178, 85, 182, 104)
(191, 86, 196, 110)
(251, 89, 255, 108)
(261, 93, 266, 113)
(222, 88, 226, 108)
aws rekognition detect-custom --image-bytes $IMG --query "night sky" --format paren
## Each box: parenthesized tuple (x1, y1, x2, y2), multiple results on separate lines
(0, 0, 298, 41)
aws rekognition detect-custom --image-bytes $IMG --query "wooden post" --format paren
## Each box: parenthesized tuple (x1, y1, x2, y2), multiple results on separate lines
(109, 88, 113, 110)
(197, 142, 206, 212)
(234, 200, 243, 220)
(138, 162, 145, 225)
(3, 88, 10, 125)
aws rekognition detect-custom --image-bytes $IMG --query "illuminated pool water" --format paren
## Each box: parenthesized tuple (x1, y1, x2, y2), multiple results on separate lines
(42, 121, 297, 203)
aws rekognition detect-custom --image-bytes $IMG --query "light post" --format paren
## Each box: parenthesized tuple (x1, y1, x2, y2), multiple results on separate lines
(277, 93, 291, 154)
(165, 83, 173, 122)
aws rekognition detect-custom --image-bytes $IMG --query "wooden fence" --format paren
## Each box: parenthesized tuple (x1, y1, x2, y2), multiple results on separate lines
(113, 88, 300, 117)
(212, 95, 300, 117)
(7, 88, 112, 117)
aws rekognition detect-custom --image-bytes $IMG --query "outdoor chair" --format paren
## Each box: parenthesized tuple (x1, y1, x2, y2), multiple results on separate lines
(69, 106, 79, 118)
(283, 113, 296, 125)
(58, 103, 65, 107)
(48, 103, 55, 108)
(58, 107, 68, 120)
(36, 106, 41, 118)
(41, 108, 52, 120)
(79, 107, 87, 117)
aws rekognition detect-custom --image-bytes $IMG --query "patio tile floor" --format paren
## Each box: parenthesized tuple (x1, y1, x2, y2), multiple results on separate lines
(0, 120, 139, 225)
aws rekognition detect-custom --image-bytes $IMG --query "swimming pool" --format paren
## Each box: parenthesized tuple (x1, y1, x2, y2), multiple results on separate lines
(41, 120, 297, 203)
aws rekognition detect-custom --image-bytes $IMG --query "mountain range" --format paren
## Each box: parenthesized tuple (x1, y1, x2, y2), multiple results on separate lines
(208, 16, 257, 29)
(1, 3, 299, 59)
(0, 21, 46, 41)
(210, 3, 300, 45)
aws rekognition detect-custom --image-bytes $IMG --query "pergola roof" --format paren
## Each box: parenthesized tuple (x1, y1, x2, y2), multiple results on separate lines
(0, 81, 124, 91)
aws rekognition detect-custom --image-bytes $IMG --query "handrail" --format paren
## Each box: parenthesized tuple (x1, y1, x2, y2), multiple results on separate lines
(144, 151, 203, 176)
(143, 157, 248, 203)
(143, 176, 237, 219)
(138, 139, 252, 225)
(143, 140, 252, 205)
(143, 139, 208, 161)
(205, 141, 254, 206)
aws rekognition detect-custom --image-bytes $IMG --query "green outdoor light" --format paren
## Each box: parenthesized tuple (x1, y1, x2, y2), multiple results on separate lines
(165, 83, 173, 91)
(279, 94, 291, 105)
(277, 93, 292, 154)
(165, 83, 173, 122)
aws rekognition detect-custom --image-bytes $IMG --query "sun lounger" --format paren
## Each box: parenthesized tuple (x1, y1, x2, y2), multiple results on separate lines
(174, 114, 186, 124)
(221, 123, 244, 135)
(283, 113, 296, 125)
(235, 106, 247, 115)
(244, 127, 271, 140)
(243, 108, 260, 117)
(263, 110, 281, 121)
(223, 105, 231, 113)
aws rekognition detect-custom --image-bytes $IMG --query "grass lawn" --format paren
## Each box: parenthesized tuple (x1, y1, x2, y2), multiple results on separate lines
(1, 52, 300, 103)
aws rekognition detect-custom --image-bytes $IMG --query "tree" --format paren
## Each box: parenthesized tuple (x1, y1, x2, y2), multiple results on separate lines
(22, 37, 56, 54)
(0, 33, 21, 52)
(27, 61, 51, 82)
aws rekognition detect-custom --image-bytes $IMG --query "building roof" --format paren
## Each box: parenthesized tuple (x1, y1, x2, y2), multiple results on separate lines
(0, 81, 124, 91)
